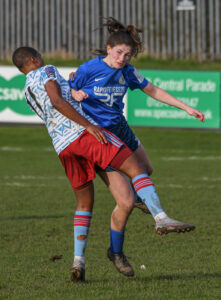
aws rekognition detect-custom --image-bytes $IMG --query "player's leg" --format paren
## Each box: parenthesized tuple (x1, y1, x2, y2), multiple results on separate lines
(134, 143, 153, 175)
(71, 182, 94, 282)
(98, 170, 134, 231)
(110, 149, 195, 235)
(130, 138, 195, 233)
(59, 145, 96, 282)
(131, 143, 153, 214)
(98, 170, 134, 276)
(105, 118, 152, 214)
(133, 146, 195, 234)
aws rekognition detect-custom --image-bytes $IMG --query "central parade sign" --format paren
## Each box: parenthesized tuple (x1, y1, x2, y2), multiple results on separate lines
(127, 70, 220, 129)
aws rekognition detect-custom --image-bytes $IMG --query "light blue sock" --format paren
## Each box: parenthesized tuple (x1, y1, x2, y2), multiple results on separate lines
(132, 174, 164, 218)
(74, 211, 92, 257)
(110, 228, 125, 254)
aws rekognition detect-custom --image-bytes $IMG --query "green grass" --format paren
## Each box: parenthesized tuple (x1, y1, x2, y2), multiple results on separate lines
(1, 55, 221, 71)
(0, 126, 221, 299)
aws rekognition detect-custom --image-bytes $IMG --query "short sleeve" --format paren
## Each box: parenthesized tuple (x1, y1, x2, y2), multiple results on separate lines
(68, 65, 87, 90)
(42, 65, 58, 86)
(124, 65, 148, 90)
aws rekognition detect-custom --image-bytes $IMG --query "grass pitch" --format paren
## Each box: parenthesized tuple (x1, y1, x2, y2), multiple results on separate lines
(0, 126, 221, 300)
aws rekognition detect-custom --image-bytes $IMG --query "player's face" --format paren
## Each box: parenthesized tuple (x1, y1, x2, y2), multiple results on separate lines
(106, 44, 132, 69)
(34, 53, 44, 68)
(22, 53, 44, 74)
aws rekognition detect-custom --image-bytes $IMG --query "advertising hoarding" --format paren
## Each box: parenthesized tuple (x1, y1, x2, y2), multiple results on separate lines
(0, 67, 220, 129)
(127, 70, 220, 129)
(0, 67, 75, 124)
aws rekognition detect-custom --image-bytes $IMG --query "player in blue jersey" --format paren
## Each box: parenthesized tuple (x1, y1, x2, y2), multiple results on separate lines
(13, 47, 196, 281)
(69, 17, 205, 237)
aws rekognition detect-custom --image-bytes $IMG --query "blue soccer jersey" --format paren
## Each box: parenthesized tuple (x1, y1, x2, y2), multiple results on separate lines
(68, 56, 148, 127)
(24, 65, 97, 154)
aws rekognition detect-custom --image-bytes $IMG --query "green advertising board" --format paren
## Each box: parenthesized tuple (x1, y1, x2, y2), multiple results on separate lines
(0, 74, 33, 115)
(0, 67, 220, 128)
(0, 66, 74, 123)
(127, 70, 220, 129)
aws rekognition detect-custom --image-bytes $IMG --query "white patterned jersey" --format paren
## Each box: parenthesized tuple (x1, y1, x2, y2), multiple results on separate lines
(24, 65, 97, 154)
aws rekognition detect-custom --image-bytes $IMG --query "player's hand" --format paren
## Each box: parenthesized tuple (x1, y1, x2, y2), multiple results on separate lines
(86, 124, 108, 144)
(185, 107, 205, 122)
(71, 89, 88, 102)
(69, 72, 75, 79)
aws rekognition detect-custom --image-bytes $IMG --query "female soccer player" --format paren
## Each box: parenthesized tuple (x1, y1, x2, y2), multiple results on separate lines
(14, 46, 195, 280)
(69, 17, 205, 235)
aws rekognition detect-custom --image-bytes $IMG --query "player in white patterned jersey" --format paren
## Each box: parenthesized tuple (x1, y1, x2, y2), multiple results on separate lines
(12, 47, 135, 281)
(24, 63, 97, 154)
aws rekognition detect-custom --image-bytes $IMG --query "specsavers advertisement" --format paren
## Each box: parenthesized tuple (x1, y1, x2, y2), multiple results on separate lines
(0, 66, 75, 124)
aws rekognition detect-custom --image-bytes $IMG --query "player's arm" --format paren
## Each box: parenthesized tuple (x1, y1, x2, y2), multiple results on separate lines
(45, 80, 107, 144)
(142, 82, 205, 122)
(68, 71, 88, 102)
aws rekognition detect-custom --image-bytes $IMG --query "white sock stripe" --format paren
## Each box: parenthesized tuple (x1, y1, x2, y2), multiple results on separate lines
(135, 179, 152, 185)
(134, 184, 153, 192)
(74, 220, 91, 225)
(134, 177, 151, 183)
(134, 184, 153, 191)
(74, 216, 91, 226)
(74, 219, 90, 223)
(134, 179, 153, 189)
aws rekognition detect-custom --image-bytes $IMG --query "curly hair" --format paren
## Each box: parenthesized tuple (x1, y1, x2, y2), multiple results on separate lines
(93, 17, 143, 57)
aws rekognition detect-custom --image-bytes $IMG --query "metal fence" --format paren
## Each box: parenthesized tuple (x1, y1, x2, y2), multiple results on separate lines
(0, 0, 220, 61)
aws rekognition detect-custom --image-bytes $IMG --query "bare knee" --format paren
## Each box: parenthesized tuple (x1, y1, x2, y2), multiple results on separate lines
(134, 144, 154, 176)
(118, 197, 134, 213)
(74, 182, 94, 212)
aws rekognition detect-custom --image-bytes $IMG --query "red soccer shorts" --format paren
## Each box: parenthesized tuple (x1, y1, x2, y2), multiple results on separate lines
(59, 129, 132, 190)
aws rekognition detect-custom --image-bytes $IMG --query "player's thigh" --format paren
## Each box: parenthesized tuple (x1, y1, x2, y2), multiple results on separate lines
(98, 170, 134, 209)
(133, 143, 153, 175)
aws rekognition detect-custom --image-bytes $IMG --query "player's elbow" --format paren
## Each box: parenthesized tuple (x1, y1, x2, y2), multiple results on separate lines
(50, 96, 63, 109)
(142, 82, 156, 97)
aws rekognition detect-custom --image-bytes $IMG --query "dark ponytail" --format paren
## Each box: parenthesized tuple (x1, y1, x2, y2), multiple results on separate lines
(92, 17, 143, 57)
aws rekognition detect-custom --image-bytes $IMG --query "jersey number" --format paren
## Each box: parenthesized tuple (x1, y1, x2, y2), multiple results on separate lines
(94, 92, 123, 107)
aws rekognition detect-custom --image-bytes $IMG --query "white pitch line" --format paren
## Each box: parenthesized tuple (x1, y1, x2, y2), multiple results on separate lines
(2, 176, 221, 185)
(3, 175, 66, 180)
(2, 146, 220, 155)
(0, 146, 23, 151)
(1, 181, 218, 189)
(162, 156, 221, 161)
(154, 177, 221, 182)
(156, 184, 217, 189)
(1, 182, 52, 187)
(0, 146, 53, 152)
(151, 149, 220, 154)
(200, 177, 221, 181)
